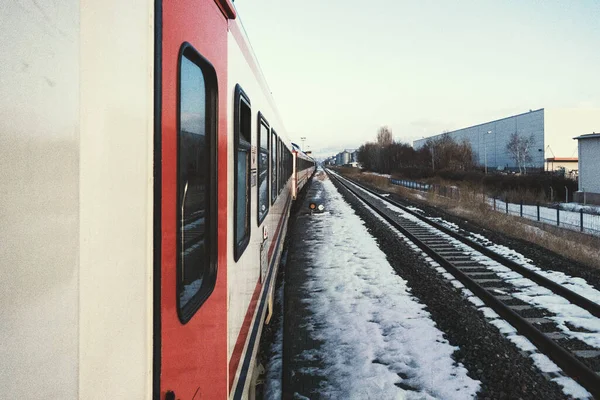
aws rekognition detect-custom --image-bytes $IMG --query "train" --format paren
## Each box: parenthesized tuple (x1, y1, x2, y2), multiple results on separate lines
(0, 1, 315, 399)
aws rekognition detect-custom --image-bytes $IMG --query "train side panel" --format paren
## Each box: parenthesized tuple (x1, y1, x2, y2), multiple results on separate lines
(0, 1, 80, 397)
(79, 1, 155, 398)
(227, 17, 293, 398)
(159, 0, 230, 398)
(293, 151, 316, 198)
(0, 1, 156, 398)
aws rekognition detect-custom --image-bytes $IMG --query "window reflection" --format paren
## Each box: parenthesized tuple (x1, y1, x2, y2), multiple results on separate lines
(179, 54, 207, 310)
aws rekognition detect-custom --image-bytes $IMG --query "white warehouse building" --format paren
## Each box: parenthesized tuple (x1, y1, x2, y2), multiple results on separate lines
(413, 108, 599, 172)
(574, 133, 600, 205)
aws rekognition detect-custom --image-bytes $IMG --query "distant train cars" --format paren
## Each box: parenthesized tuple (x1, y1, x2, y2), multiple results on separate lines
(0, 1, 314, 399)
(292, 143, 317, 199)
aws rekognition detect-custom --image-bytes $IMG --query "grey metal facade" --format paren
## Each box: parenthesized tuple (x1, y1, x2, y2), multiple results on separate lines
(576, 133, 600, 194)
(413, 109, 546, 171)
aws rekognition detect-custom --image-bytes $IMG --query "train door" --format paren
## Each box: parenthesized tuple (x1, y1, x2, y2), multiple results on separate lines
(155, 1, 232, 399)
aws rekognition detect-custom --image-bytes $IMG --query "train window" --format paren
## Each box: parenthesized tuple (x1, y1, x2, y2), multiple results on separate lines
(234, 84, 251, 261)
(287, 150, 291, 179)
(176, 43, 218, 323)
(278, 138, 283, 193)
(271, 130, 278, 204)
(257, 113, 269, 225)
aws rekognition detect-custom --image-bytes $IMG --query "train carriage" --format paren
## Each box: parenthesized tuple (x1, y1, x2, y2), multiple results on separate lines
(292, 144, 317, 199)
(0, 0, 314, 399)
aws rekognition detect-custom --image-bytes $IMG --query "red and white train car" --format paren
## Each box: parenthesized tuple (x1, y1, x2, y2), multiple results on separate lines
(0, 1, 314, 399)
(291, 144, 316, 200)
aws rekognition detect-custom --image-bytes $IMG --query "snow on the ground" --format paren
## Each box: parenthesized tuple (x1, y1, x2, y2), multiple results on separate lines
(561, 202, 600, 214)
(406, 204, 600, 348)
(363, 171, 391, 178)
(332, 172, 593, 398)
(465, 232, 600, 304)
(489, 199, 600, 236)
(264, 270, 285, 399)
(299, 177, 480, 399)
(358, 178, 600, 342)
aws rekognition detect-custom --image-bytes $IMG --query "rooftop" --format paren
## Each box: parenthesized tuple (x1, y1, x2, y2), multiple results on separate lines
(546, 157, 578, 162)
(573, 132, 600, 141)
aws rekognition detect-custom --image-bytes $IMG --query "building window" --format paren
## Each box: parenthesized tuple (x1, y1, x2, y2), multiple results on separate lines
(271, 130, 278, 204)
(177, 43, 218, 323)
(257, 113, 269, 225)
(234, 84, 251, 261)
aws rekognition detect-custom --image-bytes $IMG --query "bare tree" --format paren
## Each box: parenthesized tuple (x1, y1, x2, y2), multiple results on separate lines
(376, 126, 393, 146)
(506, 133, 535, 174)
(424, 133, 475, 172)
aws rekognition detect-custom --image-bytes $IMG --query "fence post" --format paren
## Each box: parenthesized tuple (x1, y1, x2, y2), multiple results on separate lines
(565, 186, 569, 203)
(580, 209, 584, 232)
(493, 197, 496, 211)
(557, 204, 560, 227)
(520, 200, 523, 217)
(506, 198, 509, 214)
(537, 203, 540, 221)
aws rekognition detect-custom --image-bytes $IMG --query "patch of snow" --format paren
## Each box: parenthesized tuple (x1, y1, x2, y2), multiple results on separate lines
(552, 377, 594, 399)
(299, 178, 481, 399)
(331, 173, 592, 398)
(364, 172, 391, 178)
(264, 276, 284, 399)
(530, 353, 561, 373)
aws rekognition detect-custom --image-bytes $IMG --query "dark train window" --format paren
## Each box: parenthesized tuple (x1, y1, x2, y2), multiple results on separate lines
(271, 130, 277, 204)
(257, 113, 269, 225)
(177, 43, 218, 323)
(278, 138, 283, 193)
(234, 85, 251, 261)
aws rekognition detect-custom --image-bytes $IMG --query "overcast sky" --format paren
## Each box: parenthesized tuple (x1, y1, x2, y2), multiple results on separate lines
(233, 0, 600, 158)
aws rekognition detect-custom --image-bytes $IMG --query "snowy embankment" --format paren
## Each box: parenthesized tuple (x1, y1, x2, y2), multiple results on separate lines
(341, 176, 593, 399)
(297, 178, 480, 399)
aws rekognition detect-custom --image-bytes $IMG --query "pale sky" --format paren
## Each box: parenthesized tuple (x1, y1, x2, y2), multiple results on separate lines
(233, 0, 600, 158)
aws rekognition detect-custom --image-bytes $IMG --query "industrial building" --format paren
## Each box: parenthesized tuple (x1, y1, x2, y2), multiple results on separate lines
(328, 149, 358, 166)
(413, 108, 598, 173)
(574, 133, 600, 205)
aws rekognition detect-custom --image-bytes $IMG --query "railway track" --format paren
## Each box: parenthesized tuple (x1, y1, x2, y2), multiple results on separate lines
(327, 169, 600, 398)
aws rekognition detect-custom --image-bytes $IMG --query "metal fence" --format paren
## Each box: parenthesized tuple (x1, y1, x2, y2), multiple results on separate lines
(389, 178, 600, 236)
(491, 198, 600, 236)
(389, 179, 431, 191)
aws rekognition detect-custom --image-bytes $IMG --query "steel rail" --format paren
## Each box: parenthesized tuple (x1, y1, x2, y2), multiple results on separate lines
(335, 172, 600, 319)
(327, 170, 600, 398)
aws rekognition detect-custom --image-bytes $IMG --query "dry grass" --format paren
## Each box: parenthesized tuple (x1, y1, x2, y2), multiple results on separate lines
(332, 167, 392, 189)
(424, 190, 600, 270)
(338, 169, 600, 270)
